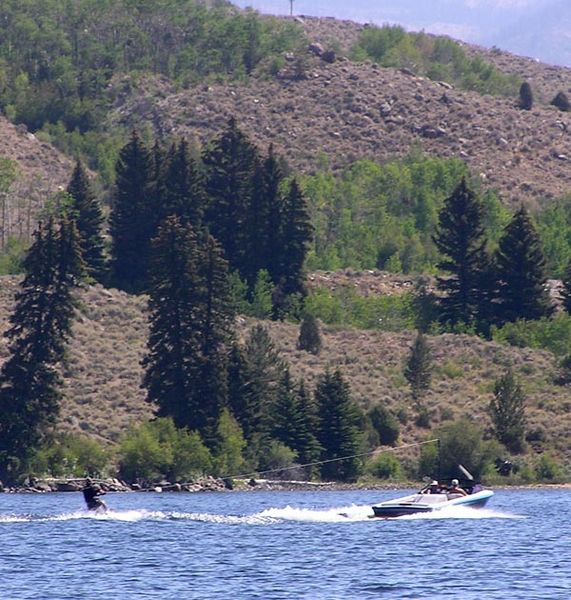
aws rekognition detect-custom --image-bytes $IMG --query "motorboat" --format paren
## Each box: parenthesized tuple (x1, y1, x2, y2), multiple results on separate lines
(371, 478, 493, 518)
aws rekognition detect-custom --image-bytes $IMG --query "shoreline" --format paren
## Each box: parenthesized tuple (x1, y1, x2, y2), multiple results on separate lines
(1, 476, 570, 494)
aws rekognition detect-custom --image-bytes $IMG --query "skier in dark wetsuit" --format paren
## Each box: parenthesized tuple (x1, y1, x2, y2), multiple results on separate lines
(82, 477, 107, 512)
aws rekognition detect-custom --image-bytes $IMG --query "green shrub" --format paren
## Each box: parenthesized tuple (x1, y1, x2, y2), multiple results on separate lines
(352, 26, 518, 97)
(258, 441, 298, 476)
(366, 452, 403, 480)
(213, 409, 246, 477)
(492, 313, 571, 356)
(118, 418, 212, 482)
(29, 434, 110, 478)
(368, 405, 400, 446)
(535, 454, 562, 482)
(305, 286, 416, 331)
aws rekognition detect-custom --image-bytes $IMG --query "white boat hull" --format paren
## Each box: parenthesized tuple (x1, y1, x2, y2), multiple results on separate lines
(372, 489, 493, 518)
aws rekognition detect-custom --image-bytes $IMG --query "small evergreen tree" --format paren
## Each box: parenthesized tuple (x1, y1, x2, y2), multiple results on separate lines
(315, 369, 362, 482)
(494, 206, 553, 324)
(226, 325, 284, 456)
(489, 369, 526, 453)
(519, 82, 533, 110)
(297, 313, 322, 354)
(550, 91, 571, 112)
(404, 330, 432, 404)
(66, 160, 106, 281)
(432, 178, 489, 327)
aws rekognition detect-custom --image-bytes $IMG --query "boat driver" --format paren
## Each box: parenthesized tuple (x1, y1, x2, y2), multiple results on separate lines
(423, 480, 441, 494)
(448, 479, 468, 496)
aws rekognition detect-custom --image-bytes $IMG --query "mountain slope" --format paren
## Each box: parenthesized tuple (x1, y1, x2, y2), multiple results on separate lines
(109, 49, 571, 206)
(0, 117, 73, 242)
(1, 277, 568, 468)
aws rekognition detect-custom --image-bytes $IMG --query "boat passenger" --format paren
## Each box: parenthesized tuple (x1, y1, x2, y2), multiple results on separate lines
(448, 479, 468, 496)
(82, 477, 108, 512)
(424, 480, 441, 494)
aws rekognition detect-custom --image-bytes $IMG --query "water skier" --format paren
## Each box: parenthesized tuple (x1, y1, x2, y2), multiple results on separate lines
(82, 477, 108, 512)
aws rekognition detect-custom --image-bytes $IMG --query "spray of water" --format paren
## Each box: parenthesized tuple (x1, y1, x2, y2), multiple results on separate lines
(0, 504, 523, 524)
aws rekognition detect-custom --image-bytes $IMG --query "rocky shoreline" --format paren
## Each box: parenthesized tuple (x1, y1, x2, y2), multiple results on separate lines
(0, 476, 341, 494)
(1, 477, 569, 494)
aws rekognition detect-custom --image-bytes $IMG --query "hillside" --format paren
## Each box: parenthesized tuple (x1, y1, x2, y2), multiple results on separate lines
(0, 116, 73, 242)
(108, 17, 571, 207)
(1, 276, 569, 469)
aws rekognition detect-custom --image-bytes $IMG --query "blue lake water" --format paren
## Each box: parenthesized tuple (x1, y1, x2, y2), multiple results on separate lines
(1, 488, 570, 599)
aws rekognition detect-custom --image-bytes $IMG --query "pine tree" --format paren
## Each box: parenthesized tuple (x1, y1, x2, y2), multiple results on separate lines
(109, 131, 155, 293)
(295, 380, 322, 476)
(194, 232, 235, 447)
(277, 178, 313, 298)
(271, 368, 305, 452)
(432, 178, 489, 327)
(404, 330, 432, 404)
(203, 118, 259, 275)
(551, 91, 571, 112)
(228, 325, 285, 452)
(143, 218, 234, 449)
(489, 368, 526, 453)
(519, 82, 533, 110)
(159, 139, 206, 228)
(243, 145, 285, 287)
(297, 313, 322, 355)
(143, 216, 202, 430)
(66, 160, 106, 281)
(494, 206, 553, 324)
(315, 369, 362, 482)
(0, 218, 84, 482)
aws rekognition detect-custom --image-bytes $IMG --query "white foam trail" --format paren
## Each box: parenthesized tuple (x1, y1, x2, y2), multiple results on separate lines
(397, 505, 524, 520)
(258, 504, 374, 523)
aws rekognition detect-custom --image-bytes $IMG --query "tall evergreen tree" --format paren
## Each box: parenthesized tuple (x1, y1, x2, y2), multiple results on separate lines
(432, 178, 489, 327)
(277, 178, 313, 298)
(66, 159, 106, 281)
(203, 118, 259, 275)
(404, 330, 432, 404)
(159, 139, 206, 228)
(489, 368, 526, 453)
(143, 218, 234, 449)
(243, 145, 285, 287)
(315, 369, 362, 482)
(271, 368, 305, 452)
(194, 232, 235, 447)
(494, 206, 553, 324)
(109, 131, 155, 293)
(0, 218, 84, 482)
(143, 216, 202, 430)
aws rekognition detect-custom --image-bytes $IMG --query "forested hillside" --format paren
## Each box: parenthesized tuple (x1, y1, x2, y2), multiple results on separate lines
(1, 1, 571, 486)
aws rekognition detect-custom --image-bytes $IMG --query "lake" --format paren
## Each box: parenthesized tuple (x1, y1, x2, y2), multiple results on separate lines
(1, 488, 570, 599)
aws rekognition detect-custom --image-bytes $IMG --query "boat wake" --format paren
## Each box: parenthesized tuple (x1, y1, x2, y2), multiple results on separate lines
(0, 505, 522, 524)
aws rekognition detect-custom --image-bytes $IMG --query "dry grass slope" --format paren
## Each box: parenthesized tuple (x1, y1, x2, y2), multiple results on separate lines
(108, 16, 571, 207)
(0, 276, 569, 470)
